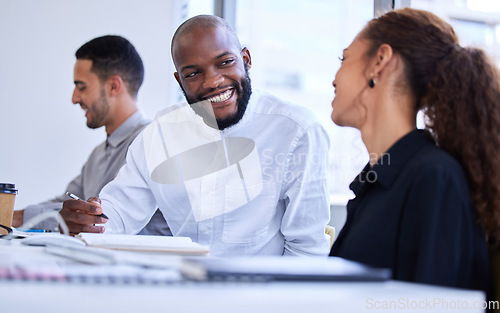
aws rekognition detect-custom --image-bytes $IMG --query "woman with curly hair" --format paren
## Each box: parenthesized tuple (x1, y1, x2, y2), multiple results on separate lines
(329, 7, 498, 293)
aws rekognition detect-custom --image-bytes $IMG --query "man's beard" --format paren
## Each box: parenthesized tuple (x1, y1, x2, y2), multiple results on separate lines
(183, 69, 252, 130)
(86, 88, 110, 129)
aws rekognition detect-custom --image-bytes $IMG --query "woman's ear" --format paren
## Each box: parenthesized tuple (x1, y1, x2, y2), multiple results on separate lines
(371, 43, 393, 76)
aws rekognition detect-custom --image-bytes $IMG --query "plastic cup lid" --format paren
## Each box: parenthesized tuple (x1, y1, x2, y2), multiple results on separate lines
(0, 183, 18, 194)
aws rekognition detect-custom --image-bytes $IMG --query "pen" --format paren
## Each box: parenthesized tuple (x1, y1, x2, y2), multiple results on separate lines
(66, 192, 109, 219)
(24, 229, 52, 233)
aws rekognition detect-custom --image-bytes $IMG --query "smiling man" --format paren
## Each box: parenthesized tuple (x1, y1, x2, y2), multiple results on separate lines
(61, 16, 331, 257)
(171, 17, 252, 130)
(14, 36, 169, 236)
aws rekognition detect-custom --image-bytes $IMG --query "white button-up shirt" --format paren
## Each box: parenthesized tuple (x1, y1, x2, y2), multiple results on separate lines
(101, 91, 331, 257)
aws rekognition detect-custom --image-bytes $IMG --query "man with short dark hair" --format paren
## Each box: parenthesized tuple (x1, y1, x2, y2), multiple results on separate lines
(14, 35, 169, 235)
(61, 16, 330, 256)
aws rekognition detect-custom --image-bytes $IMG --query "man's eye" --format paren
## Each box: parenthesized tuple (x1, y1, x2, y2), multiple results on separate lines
(220, 59, 234, 66)
(185, 71, 199, 78)
(338, 56, 345, 62)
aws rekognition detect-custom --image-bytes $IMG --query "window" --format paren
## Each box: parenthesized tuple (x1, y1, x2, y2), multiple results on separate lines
(181, 0, 500, 206)
(230, 0, 500, 206)
(412, 0, 500, 66)
(234, 0, 374, 204)
(185, 0, 214, 17)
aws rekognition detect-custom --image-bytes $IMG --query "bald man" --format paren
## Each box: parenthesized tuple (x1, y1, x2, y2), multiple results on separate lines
(61, 15, 331, 257)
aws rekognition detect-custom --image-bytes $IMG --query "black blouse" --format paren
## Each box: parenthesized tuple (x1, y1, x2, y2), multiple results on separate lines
(330, 129, 490, 292)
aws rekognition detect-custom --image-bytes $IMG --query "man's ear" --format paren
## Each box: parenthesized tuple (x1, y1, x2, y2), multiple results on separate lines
(107, 75, 124, 97)
(241, 47, 252, 70)
(174, 72, 181, 86)
(173, 72, 188, 97)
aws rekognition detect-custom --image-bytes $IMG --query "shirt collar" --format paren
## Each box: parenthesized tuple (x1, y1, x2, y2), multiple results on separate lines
(107, 110, 148, 149)
(350, 129, 434, 195)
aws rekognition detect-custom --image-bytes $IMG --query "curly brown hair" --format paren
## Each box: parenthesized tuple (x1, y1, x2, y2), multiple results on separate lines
(362, 8, 500, 247)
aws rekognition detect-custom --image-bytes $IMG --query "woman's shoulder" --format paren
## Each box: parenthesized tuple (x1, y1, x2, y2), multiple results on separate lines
(412, 140, 464, 175)
(405, 139, 470, 194)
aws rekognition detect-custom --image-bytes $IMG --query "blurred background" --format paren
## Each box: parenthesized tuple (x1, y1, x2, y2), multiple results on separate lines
(2, 0, 499, 233)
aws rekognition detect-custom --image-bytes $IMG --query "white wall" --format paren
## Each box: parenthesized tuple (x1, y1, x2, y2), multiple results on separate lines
(0, 0, 183, 210)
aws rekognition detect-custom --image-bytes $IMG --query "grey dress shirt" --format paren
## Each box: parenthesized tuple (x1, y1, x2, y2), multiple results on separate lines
(22, 111, 171, 235)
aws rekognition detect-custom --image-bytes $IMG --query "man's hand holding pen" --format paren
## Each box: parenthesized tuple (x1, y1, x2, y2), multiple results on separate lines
(60, 192, 108, 236)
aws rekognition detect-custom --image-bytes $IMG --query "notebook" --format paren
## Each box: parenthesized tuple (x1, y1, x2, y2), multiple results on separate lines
(76, 233, 210, 254)
(0, 244, 185, 284)
(185, 256, 392, 282)
(20, 232, 209, 255)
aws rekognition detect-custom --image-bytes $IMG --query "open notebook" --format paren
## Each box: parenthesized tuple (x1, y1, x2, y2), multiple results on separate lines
(20, 232, 209, 255)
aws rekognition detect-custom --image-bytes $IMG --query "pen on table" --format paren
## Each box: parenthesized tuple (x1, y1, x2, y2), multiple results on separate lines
(24, 229, 53, 233)
(65, 192, 109, 219)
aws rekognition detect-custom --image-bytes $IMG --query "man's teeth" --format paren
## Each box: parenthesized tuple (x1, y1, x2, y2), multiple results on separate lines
(207, 89, 232, 103)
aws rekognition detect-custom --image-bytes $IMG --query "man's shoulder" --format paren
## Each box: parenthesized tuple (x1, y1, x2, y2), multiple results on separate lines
(123, 116, 151, 147)
(251, 91, 320, 129)
(132, 117, 151, 137)
(88, 140, 108, 156)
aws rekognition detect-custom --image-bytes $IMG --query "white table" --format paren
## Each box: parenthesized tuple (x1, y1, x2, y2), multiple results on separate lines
(0, 244, 486, 313)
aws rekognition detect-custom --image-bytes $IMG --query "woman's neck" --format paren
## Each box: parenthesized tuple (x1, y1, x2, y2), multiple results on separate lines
(360, 101, 416, 167)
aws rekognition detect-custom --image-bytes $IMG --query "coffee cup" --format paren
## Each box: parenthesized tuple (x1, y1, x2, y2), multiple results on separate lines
(0, 183, 18, 235)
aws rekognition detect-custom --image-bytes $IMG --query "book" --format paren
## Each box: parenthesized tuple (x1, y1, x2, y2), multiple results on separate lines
(20, 232, 209, 255)
(75, 233, 210, 255)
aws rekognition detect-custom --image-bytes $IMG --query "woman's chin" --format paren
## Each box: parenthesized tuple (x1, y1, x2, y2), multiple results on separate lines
(330, 111, 343, 126)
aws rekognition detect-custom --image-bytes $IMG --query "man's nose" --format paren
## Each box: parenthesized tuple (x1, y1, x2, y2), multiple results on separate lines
(72, 88, 80, 104)
(203, 70, 224, 89)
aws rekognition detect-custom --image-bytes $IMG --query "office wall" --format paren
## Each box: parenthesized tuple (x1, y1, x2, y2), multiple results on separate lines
(0, 0, 183, 210)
